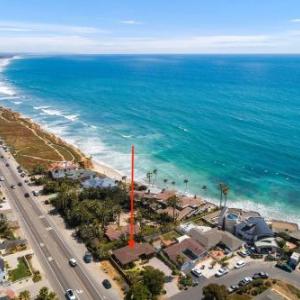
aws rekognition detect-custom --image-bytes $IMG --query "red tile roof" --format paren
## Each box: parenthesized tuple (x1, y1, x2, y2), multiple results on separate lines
(112, 243, 155, 265)
(164, 238, 206, 265)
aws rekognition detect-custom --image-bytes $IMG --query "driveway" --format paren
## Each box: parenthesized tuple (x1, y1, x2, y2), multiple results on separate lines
(145, 257, 180, 298)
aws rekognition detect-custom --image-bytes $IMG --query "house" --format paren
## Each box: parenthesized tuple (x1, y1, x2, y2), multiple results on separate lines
(105, 224, 140, 241)
(82, 177, 117, 189)
(189, 227, 243, 251)
(50, 166, 95, 181)
(163, 238, 207, 271)
(157, 206, 194, 221)
(0, 257, 6, 283)
(112, 243, 155, 267)
(0, 239, 27, 253)
(289, 252, 300, 269)
(254, 237, 280, 254)
(235, 217, 273, 243)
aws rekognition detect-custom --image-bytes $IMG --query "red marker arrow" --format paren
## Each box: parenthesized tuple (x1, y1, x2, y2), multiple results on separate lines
(128, 145, 135, 248)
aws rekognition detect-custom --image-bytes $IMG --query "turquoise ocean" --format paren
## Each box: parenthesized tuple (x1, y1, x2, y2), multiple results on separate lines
(0, 55, 300, 223)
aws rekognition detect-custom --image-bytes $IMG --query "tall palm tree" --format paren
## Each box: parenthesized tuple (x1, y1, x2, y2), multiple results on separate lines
(167, 195, 181, 222)
(121, 175, 127, 184)
(219, 183, 224, 208)
(146, 171, 152, 185)
(184, 178, 189, 192)
(222, 184, 229, 207)
(153, 169, 158, 184)
(18, 290, 31, 300)
(163, 178, 168, 189)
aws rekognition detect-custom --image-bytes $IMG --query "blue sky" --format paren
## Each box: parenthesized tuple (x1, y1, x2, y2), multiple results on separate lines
(1, 0, 300, 53)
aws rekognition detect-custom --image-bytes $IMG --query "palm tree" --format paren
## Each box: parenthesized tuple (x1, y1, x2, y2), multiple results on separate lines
(222, 184, 229, 207)
(184, 178, 189, 192)
(146, 172, 152, 185)
(163, 178, 168, 189)
(153, 169, 158, 183)
(113, 204, 122, 226)
(219, 183, 224, 208)
(122, 175, 127, 183)
(167, 195, 181, 222)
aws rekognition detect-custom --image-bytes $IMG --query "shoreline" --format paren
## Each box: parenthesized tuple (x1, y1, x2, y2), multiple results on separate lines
(1, 104, 300, 226)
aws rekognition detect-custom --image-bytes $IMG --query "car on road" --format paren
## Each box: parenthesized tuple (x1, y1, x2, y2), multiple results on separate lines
(0, 176, 4, 181)
(5, 163, 9, 167)
(235, 260, 246, 269)
(10, 185, 15, 189)
(191, 267, 203, 277)
(102, 279, 112, 289)
(69, 258, 77, 267)
(239, 277, 253, 286)
(83, 251, 93, 263)
(275, 262, 293, 273)
(253, 272, 269, 279)
(32, 190, 39, 196)
(227, 284, 239, 293)
(24, 193, 30, 198)
(65, 289, 76, 300)
(215, 267, 229, 277)
(17, 182, 22, 186)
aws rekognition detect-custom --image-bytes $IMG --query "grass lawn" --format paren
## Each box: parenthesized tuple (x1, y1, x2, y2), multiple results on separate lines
(161, 230, 180, 241)
(8, 257, 31, 282)
(0, 107, 88, 172)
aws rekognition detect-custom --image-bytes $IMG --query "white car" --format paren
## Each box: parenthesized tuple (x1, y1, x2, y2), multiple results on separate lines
(235, 260, 246, 269)
(65, 289, 76, 300)
(215, 267, 229, 277)
(69, 258, 77, 267)
(0, 176, 4, 181)
(191, 267, 202, 277)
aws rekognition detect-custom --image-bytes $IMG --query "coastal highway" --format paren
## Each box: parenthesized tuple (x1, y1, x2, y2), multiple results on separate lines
(171, 261, 300, 300)
(0, 147, 120, 300)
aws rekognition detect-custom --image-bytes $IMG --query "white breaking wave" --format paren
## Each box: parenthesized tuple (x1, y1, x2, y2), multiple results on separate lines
(65, 114, 79, 121)
(0, 56, 19, 96)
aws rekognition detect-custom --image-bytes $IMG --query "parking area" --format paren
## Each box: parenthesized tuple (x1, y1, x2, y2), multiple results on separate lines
(194, 257, 221, 278)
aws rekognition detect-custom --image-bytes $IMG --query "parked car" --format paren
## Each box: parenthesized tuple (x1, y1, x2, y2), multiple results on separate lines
(235, 260, 246, 269)
(69, 258, 77, 267)
(239, 277, 253, 286)
(191, 267, 203, 277)
(227, 284, 239, 293)
(102, 279, 112, 289)
(215, 268, 229, 277)
(17, 182, 22, 186)
(65, 289, 76, 300)
(275, 262, 293, 273)
(21, 173, 25, 178)
(24, 193, 30, 198)
(253, 272, 269, 279)
(83, 251, 93, 263)
(0, 176, 4, 181)
(238, 250, 248, 258)
(5, 163, 9, 167)
(10, 185, 15, 189)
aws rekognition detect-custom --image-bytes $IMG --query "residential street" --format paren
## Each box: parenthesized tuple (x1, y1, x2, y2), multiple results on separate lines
(171, 261, 300, 300)
(0, 147, 121, 300)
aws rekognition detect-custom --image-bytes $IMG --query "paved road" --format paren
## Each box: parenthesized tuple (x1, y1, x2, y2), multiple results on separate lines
(171, 261, 300, 300)
(0, 147, 120, 300)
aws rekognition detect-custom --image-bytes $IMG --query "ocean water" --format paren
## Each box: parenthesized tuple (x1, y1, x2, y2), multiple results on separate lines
(0, 55, 300, 223)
